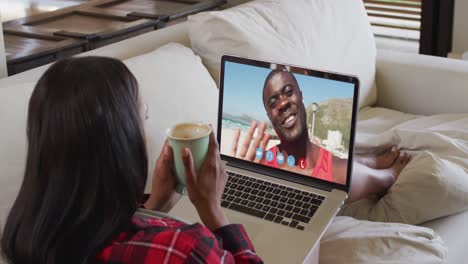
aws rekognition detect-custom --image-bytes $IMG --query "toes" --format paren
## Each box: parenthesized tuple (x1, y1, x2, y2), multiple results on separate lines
(399, 153, 412, 164)
(389, 146, 400, 159)
(383, 146, 399, 161)
(406, 154, 413, 163)
(399, 155, 405, 164)
(395, 147, 401, 157)
(376, 145, 397, 156)
(386, 145, 397, 154)
(398, 153, 407, 164)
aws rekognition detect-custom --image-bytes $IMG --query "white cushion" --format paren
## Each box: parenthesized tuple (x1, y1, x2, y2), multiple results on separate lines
(188, 0, 377, 108)
(0, 43, 219, 226)
(343, 108, 468, 225)
(0, 82, 35, 227)
(123, 43, 219, 192)
(321, 216, 447, 264)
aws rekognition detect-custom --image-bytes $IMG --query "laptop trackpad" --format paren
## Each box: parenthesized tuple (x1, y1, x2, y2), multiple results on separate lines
(226, 210, 264, 239)
(171, 196, 263, 240)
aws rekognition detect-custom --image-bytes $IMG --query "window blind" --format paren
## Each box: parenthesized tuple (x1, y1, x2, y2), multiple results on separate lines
(364, 0, 422, 41)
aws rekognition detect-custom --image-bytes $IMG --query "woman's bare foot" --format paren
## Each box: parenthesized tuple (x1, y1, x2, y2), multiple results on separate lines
(387, 152, 412, 180)
(356, 146, 399, 169)
(375, 152, 412, 196)
(346, 153, 413, 203)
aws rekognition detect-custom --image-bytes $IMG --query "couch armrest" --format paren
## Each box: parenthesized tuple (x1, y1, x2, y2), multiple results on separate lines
(375, 49, 468, 115)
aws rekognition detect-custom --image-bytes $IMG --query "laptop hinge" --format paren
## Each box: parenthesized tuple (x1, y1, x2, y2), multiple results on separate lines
(226, 161, 335, 192)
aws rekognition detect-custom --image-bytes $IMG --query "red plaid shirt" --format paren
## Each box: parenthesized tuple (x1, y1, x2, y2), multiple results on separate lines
(96, 214, 263, 263)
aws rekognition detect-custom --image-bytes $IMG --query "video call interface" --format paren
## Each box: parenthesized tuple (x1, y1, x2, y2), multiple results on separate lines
(220, 61, 356, 185)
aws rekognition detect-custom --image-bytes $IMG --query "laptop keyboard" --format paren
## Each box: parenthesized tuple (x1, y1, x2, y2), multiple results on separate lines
(221, 171, 325, 231)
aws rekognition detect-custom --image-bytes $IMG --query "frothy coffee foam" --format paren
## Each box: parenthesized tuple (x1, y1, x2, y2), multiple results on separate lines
(170, 123, 211, 139)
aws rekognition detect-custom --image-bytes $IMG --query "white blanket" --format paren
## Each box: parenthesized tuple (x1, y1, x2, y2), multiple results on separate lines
(356, 107, 468, 159)
(343, 107, 468, 225)
(320, 216, 447, 264)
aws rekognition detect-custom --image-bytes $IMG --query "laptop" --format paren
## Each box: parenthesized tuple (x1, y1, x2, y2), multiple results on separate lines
(170, 55, 359, 263)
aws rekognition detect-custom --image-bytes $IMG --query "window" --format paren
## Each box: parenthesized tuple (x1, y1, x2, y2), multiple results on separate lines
(365, 0, 421, 40)
(364, 0, 455, 57)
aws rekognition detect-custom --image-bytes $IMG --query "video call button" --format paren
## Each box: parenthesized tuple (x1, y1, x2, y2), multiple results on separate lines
(299, 158, 306, 169)
(287, 155, 295, 167)
(266, 150, 274, 162)
(277, 153, 285, 165)
(255, 148, 263, 160)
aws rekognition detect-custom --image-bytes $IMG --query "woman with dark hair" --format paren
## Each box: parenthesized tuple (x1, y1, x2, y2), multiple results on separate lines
(1, 57, 263, 264)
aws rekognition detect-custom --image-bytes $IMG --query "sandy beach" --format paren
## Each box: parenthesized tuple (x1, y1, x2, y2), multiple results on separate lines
(220, 127, 280, 156)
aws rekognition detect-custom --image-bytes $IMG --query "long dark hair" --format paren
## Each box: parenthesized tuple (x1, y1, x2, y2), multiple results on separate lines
(1, 57, 148, 264)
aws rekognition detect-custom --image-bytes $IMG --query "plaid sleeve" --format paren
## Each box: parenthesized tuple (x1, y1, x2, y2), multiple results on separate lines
(96, 217, 263, 264)
(182, 223, 263, 264)
(212, 224, 263, 263)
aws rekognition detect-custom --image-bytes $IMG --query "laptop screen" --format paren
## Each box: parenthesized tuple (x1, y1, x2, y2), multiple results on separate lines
(219, 56, 359, 188)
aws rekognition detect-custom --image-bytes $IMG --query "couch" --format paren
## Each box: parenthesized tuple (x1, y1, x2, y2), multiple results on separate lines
(1, 1, 468, 263)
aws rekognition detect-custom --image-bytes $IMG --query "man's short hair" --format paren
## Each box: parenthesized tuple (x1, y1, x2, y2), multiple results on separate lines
(262, 70, 300, 104)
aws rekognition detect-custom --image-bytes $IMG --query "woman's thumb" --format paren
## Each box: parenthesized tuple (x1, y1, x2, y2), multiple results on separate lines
(182, 147, 196, 185)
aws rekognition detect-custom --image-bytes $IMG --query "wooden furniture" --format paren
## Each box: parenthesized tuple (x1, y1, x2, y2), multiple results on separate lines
(96, 0, 225, 21)
(3, 0, 226, 75)
(3, 4, 158, 75)
(4, 29, 86, 75)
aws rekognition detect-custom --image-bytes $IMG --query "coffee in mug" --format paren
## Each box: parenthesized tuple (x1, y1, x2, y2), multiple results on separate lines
(167, 123, 211, 194)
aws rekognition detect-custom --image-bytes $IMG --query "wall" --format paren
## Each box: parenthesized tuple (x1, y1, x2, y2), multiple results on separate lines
(452, 0, 468, 55)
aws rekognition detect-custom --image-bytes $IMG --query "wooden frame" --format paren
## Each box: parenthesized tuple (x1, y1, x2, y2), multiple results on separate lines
(4, 7, 158, 49)
(94, 0, 226, 21)
(3, 0, 226, 75)
(419, 0, 455, 57)
(4, 29, 86, 75)
(3, 3, 159, 75)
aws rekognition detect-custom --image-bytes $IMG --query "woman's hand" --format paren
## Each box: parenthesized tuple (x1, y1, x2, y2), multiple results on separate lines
(230, 120, 271, 163)
(144, 140, 181, 213)
(182, 130, 229, 230)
